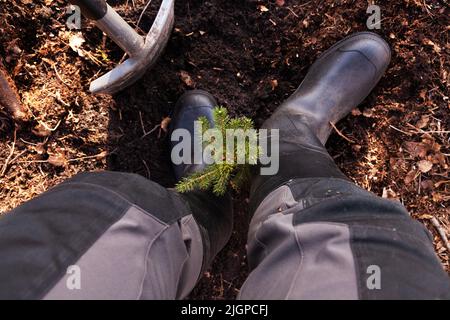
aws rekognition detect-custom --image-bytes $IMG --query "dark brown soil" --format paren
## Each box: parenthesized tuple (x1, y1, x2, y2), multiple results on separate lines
(0, 0, 449, 300)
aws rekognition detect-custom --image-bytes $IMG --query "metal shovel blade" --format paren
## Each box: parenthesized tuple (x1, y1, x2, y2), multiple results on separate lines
(90, 0, 175, 94)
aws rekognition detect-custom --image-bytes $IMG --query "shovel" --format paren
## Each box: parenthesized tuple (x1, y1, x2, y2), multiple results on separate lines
(69, 0, 175, 94)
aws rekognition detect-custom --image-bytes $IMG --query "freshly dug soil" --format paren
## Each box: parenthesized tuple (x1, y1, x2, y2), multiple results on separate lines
(0, 0, 449, 299)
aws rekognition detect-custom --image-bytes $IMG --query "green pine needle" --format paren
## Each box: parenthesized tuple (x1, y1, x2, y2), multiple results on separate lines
(175, 107, 258, 196)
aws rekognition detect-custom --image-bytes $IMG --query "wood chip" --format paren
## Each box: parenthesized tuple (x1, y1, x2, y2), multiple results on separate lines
(48, 154, 67, 167)
(160, 116, 171, 133)
(180, 70, 195, 87)
(417, 159, 433, 173)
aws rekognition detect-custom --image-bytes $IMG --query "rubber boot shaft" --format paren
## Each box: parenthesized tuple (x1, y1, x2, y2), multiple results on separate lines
(170, 90, 233, 273)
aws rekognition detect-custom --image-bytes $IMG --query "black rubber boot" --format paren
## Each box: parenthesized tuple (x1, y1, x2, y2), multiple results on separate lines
(251, 32, 391, 211)
(264, 32, 391, 145)
(169, 90, 233, 272)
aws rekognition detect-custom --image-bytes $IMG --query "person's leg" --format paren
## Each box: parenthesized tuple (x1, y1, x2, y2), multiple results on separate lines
(0, 92, 232, 300)
(239, 32, 450, 299)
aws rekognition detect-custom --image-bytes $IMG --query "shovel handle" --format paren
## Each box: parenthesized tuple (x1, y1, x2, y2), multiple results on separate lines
(69, 0, 108, 21)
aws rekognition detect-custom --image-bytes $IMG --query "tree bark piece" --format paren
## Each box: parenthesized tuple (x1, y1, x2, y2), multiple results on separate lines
(0, 61, 28, 122)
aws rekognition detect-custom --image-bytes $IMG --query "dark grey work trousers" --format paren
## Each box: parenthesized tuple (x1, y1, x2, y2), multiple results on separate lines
(1, 129, 449, 299)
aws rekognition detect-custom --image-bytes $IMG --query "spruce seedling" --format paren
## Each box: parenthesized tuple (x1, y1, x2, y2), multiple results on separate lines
(175, 107, 259, 196)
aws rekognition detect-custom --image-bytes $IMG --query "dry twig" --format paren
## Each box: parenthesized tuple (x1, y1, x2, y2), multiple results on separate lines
(136, 0, 153, 27)
(389, 125, 412, 136)
(430, 217, 450, 253)
(330, 122, 355, 143)
(1, 128, 17, 176)
(0, 61, 27, 122)
(141, 124, 160, 139)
